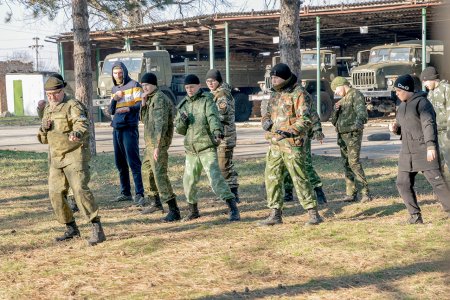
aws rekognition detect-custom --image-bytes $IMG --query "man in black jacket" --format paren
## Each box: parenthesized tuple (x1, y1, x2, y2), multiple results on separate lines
(389, 74, 450, 224)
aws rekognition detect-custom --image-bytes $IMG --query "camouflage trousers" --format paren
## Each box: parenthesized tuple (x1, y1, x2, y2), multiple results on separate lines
(265, 146, 317, 210)
(48, 162, 99, 224)
(284, 137, 322, 190)
(218, 146, 239, 188)
(337, 130, 369, 196)
(437, 131, 450, 176)
(142, 146, 176, 202)
(183, 149, 235, 204)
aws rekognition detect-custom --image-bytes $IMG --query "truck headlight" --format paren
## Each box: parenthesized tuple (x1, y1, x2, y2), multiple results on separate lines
(387, 79, 394, 86)
(100, 90, 106, 97)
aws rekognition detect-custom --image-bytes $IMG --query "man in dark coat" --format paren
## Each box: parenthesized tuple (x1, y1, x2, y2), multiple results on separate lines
(389, 74, 450, 224)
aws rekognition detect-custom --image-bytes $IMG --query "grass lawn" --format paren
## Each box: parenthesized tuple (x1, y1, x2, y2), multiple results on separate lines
(0, 150, 449, 299)
(0, 116, 41, 127)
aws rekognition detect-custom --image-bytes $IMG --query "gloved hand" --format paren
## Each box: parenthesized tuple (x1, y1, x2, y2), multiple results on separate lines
(68, 131, 82, 141)
(215, 132, 224, 141)
(275, 129, 295, 141)
(180, 112, 189, 125)
(262, 119, 273, 131)
(41, 119, 52, 132)
(313, 130, 325, 141)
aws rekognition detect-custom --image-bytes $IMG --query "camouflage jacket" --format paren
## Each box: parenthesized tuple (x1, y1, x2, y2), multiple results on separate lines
(37, 94, 91, 168)
(330, 88, 368, 133)
(211, 83, 236, 148)
(427, 80, 450, 131)
(175, 90, 223, 154)
(261, 75, 313, 152)
(140, 88, 174, 149)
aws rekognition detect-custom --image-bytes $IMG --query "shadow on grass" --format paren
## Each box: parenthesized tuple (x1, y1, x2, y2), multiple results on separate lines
(0, 193, 48, 204)
(195, 253, 450, 300)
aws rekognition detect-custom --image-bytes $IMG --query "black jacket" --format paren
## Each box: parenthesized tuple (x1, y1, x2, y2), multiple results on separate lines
(393, 91, 440, 172)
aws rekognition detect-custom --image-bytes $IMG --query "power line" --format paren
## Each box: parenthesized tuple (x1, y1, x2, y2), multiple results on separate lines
(29, 37, 44, 71)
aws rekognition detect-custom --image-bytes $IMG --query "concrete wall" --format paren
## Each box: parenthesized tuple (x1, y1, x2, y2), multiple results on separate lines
(0, 61, 33, 113)
(6, 74, 47, 116)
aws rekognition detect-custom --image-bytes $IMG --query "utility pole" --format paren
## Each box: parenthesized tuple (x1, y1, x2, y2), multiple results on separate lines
(29, 37, 43, 71)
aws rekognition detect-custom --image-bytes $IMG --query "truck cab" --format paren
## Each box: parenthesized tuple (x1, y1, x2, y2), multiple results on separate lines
(351, 41, 443, 114)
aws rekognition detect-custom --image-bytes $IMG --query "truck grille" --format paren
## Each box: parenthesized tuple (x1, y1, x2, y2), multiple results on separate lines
(352, 71, 376, 88)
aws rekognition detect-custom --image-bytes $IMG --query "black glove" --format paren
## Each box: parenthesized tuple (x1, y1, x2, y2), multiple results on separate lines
(69, 131, 82, 140)
(41, 119, 52, 132)
(180, 112, 189, 125)
(262, 119, 273, 131)
(275, 129, 295, 141)
(215, 132, 224, 141)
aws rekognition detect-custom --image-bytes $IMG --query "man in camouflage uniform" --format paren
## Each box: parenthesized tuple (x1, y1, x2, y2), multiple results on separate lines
(37, 75, 105, 246)
(37, 74, 78, 213)
(283, 107, 327, 204)
(175, 74, 240, 222)
(259, 63, 323, 226)
(420, 66, 450, 175)
(205, 69, 240, 202)
(330, 76, 372, 202)
(138, 73, 180, 222)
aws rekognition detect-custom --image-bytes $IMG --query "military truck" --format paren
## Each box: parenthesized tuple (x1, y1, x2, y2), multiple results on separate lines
(251, 49, 350, 122)
(95, 50, 264, 121)
(351, 40, 444, 115)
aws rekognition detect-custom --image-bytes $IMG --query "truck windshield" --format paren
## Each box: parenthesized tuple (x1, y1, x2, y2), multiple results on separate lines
(369, 47, 411, 63)
(301, 54, 318, 67)
(102, 57, 143, 75)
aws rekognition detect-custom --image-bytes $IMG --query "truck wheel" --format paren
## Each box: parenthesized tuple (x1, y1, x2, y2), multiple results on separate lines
(234, 93, 252, 122)
(367, 133, 391, 141)
(313, 92, 333, 122)
(368, 110, 385, 118)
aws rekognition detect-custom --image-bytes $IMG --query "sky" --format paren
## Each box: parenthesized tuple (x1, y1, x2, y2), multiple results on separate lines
(0, 0, 350, 71)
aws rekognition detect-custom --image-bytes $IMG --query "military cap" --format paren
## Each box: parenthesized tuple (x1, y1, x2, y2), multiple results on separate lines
(184, 74, 200, 85)
(394, 74, 414, 92)
(331, 76, 350, 91)
(270, 63, 292, 80)
(44, 75, 66, 91)
(206, 69, 223, 83)
(420, 66, 439, 81)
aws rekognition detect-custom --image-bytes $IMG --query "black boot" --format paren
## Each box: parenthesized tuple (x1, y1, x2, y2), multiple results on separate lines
(314, 187, 327, 205)
(230, 187, 240, 203)
(141, 194, 164, 214)
(88, 217, 106, 246)
(408, 213, 423, 224)
(55, 221, 80, 242)
(182, 203, 200, 221)
(305, 208, 323, 225)
(284, 189, 294, 202)
(258, 208, 282, 226)
(163, 198, 181, 222)
(225, 198, 240, 221)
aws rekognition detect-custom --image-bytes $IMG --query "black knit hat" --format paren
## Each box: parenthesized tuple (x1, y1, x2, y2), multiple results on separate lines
(394, 74, 415, 92)
(184, 74, 200, 85)
(420, 66, 439, 81)
(141, 72, 158, 86)
(270, 63, 292, 80)
(205, 69, 223, 83)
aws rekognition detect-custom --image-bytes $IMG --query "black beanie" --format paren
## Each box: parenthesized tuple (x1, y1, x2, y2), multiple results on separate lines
(141, 73, 158, 86)
(270, 63, 292, 80)
(184, 74, 200, 85)
(394, 74, 415, 92)
(205, 69, 223, 83)
(420, 66, 439, 81)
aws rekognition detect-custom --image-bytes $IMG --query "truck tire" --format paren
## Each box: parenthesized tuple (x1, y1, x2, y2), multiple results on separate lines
(313, 92, 333, 122)
(367, 133, 391, 141)
(234, 93, 252, 122)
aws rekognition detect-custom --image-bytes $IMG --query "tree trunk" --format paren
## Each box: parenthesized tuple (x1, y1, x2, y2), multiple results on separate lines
(279, 0, 301, 79)
(72, 0, 96, 155)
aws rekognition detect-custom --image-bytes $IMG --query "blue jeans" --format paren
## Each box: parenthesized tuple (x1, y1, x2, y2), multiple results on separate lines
(113, 126, 144, 196)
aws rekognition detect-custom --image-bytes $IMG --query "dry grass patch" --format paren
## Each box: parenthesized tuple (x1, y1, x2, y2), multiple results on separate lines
(0, 150, 449, 299)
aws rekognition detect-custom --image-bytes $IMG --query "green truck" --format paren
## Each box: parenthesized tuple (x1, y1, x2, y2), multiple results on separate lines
(95, 50, 264, 121)
(350, 40, 444, 115)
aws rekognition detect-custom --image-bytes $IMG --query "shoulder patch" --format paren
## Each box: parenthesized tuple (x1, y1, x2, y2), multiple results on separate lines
(219, 101, 227, 109)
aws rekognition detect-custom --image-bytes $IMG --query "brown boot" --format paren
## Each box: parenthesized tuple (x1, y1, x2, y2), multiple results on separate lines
(305, 208, 323, 226)
(55, 221, 80, 242)
(88, 218, 106, 246)
(258, 208, 282, 226)
(182, 203, 200, 221)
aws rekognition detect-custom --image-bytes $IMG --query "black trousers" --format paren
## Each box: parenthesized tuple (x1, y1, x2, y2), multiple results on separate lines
(396, 169, 450, 215)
